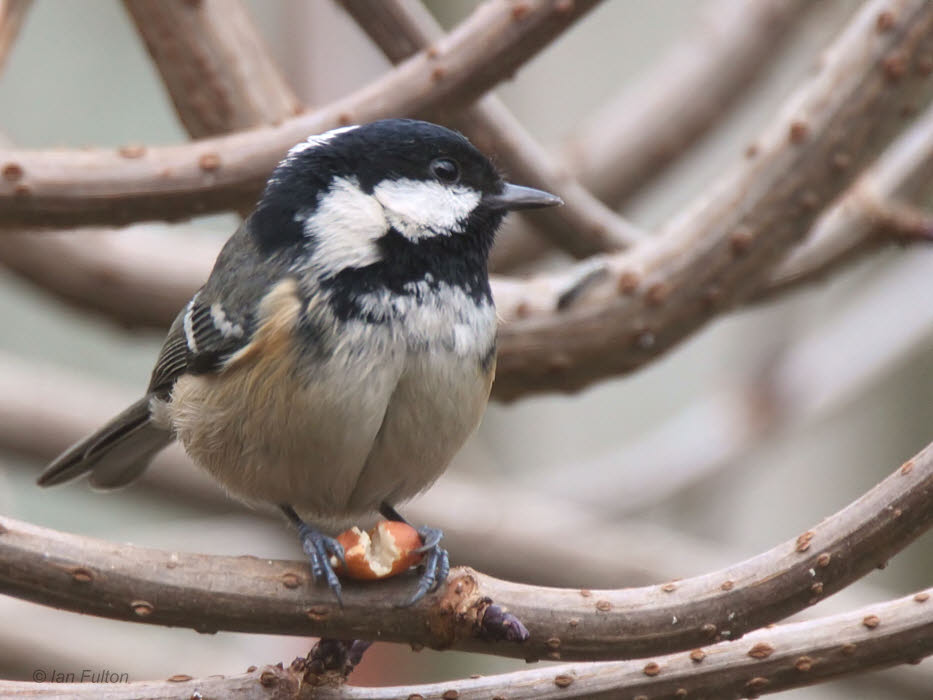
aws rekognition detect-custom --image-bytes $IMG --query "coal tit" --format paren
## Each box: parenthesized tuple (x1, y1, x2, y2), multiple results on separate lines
(38, 119, 562, 605)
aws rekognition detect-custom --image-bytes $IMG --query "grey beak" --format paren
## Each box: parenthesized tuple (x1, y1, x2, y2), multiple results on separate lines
(483, 183, 563, 211)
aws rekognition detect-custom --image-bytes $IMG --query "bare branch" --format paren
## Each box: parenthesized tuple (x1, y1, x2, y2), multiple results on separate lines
(339, 0, 642, 258)
(565, 0, 810, 206)
(0, 591, 929, 699)
(0, 439, 930, 660)
(0, 0, 599, 228)
(320, 590, 933, 699)
(122, 0, 301, 138)
(758, 100, 933, 298)
(0, 0, 31, 73)
(492, 0, 933, 399)
(0, 227, 214, 328)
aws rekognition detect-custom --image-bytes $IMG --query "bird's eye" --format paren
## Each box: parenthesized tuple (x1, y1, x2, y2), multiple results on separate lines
(430, 158, 460, 184)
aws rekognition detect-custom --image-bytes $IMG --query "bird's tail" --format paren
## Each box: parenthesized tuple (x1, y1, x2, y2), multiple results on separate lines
(37, 397, 172, 489)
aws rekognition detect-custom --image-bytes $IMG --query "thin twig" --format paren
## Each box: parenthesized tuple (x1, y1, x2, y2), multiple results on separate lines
(338, 0, 642, 258)
(0, 439, 930, 660)
(0, 0, 599, 228)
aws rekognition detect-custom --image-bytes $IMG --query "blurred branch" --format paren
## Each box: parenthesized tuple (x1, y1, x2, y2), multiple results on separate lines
(0, 0, 599, 228)
(0, 0, 30, 73)
(492, 0, 933, 398)
(0, 352, 226, 505)
(122, 0, 301, 138)
(0, 227, 215, 328)
(534, 249, 933, 511)
(1, 440, 931, 660)
(123, 0, 301, 222)
(339, 0, 642, 258)
(565, 0, 809, 206)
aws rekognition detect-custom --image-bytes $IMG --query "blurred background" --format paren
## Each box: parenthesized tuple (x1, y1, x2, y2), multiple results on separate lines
(0, 1, 930, 697)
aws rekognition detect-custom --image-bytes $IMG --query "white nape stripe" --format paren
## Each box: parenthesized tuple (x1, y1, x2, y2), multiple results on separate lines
(183, 293, 200, 353)
(301, 176, 386, 272)
(287, 125, 359, 158)
(373, 179, 481, 241)
(210, 303, 244, 338)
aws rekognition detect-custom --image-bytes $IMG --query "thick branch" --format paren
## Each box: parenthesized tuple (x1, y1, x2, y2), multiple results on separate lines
(492, 0, 933, 398)
(339, 0, 641, 258)
(325, 591, 933, 699)
(0, 0, 598, 228)
(0, 440, 930, 660)
(122, 0, 301, 138)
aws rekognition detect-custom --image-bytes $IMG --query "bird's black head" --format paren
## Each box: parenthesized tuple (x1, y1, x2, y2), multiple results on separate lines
(248, 119, 560, 309)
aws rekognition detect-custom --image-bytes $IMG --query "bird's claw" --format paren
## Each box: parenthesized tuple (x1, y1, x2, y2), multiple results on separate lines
(298, 523, 346, 605)
(400, 525, 450, 607)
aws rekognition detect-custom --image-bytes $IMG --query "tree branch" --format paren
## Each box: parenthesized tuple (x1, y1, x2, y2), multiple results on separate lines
(313, 590, 933, 698)
(0, 226, 216, 328)
(121, 0, 301, 139)
(0, 591, 929, 698)
(492, 0, 933, 398)
(0, 439, 930, 661)
(0, 0, 599, 228)
(757, 99, 933, 298)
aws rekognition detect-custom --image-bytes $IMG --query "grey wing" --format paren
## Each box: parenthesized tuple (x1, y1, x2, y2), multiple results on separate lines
(147, 291, 254, 396)
(149, 222, 287, 394)
(40, 225, 276, 489)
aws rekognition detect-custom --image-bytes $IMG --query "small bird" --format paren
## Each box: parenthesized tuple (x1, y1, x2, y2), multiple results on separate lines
(38, 119, 561, 604)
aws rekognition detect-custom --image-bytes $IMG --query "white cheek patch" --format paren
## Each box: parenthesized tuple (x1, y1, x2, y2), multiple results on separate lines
(373, 179, 481, 241)
(286, 125, 359, 158)
(301, 176, 387, 271)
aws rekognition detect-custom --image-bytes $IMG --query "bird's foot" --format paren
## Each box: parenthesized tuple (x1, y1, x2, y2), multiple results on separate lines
(298, 522, 347, 605)
(400, 525, 450, 607)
